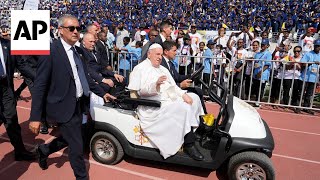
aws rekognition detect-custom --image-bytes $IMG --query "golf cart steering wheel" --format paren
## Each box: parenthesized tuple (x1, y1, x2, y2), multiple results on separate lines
(190, 66, 204, 81)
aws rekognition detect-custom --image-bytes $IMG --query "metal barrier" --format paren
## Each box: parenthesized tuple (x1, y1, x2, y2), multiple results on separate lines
(109, 51, 139, 83)
(107, 52, 320, 111)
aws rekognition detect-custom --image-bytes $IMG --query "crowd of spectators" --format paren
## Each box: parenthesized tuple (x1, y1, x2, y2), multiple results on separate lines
(1, 0, 320, 34)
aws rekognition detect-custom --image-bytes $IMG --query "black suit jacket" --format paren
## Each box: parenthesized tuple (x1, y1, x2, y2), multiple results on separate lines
(80, 45, 114, 83)
(153, 35, 164, 46)
(19, 55, 38, 87)
(160, 57, 189, 87)
(95, 40, 110, 67)
(30, 39, 106, 123)
(141, 41, 151, 61)
(0, 38, 33, 90)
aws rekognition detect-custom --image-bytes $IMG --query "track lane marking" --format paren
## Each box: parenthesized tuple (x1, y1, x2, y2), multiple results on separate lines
(273, 154, 320, 165)
(0, 136, 164, 180)
(270, 127, 320, 136)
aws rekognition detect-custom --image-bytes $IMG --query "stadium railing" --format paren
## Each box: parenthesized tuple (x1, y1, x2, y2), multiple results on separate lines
(108, 52, 320, 112)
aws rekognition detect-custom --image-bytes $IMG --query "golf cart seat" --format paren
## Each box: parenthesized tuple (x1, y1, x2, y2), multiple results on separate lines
(110, 90, 161, 111)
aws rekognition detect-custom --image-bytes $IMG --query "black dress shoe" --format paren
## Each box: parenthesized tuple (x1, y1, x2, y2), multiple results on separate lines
(39, 124, 49, 134)
(15, 150, 37, 161)
(37, 146, 48, 170)
(184, 144, 204, 161)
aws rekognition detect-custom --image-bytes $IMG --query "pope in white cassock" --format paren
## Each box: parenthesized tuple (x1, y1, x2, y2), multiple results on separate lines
(128, 43, 205, 160)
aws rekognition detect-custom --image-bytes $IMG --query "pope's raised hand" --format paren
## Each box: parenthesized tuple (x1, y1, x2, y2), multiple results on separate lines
(156, 75, 167, 85)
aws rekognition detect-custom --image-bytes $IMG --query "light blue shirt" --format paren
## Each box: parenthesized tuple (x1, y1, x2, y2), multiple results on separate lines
(300, 51, 320, 83)
(130, 47, 142, 62)
(253, 50, 272, 81)
(203, 48, 214, 74)
(119, 44, 133, 70)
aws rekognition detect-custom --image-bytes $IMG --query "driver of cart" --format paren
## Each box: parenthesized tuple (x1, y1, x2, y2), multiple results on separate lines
(128, 43, 205, 160)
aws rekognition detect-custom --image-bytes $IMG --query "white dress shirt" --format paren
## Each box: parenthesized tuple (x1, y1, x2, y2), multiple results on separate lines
(0, 41, 7, 75)
(60, 38, 83, 98)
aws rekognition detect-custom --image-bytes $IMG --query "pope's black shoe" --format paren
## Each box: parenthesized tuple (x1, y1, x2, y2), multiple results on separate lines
(15, 150, 37, 161)
(184, 144, 204, 161)
(37, 146, 48, 170)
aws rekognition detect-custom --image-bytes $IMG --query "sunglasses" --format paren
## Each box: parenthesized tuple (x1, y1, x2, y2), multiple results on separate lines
(61, 26, 81, 32)
(149, 34, 158, 37)
(294, 50, 301, 53)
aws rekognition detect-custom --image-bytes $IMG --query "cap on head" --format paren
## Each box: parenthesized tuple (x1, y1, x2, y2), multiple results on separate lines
(314, 39, 320, 46)
(261, 38, 270, 45)
(207, 40, 215, 45)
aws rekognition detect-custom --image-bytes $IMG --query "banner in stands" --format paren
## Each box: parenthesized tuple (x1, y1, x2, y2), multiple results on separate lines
(23, 0, 39, 10)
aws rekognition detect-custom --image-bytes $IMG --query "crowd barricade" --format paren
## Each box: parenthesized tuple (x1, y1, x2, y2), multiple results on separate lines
(109, 51, 138, 82)
(174, 55, 320, 111)
(107, 52, 320, 111)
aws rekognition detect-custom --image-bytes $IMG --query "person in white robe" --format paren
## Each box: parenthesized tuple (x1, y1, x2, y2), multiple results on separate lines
(128, 43, 205, 160)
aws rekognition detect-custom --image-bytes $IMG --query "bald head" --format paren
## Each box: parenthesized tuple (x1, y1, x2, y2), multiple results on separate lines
(82, 33, 95, 51)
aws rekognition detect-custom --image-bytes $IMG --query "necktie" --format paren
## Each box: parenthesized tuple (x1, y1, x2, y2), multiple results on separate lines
(0, 57, 5, 78)
(168, 60, 175, 76)
(92, 51, 99, 63)
(71, 47, 90, 96)
(243, 33, 247, 49)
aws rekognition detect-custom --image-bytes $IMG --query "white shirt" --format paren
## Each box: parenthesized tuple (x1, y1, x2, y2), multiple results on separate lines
(163, 56, 171, 69)
(237, 32, 254, 49)
(299, 36, 314, 53)
(0, 41, 7, 75)
(213, 35, 228, 48)
(60, 38, 83, 98)
(116, 29, 129, 48)
(160, 33, 166, 42)
(188, 32, 202, 47)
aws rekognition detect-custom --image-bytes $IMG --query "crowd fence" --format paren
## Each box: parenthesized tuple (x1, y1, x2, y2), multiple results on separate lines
(109, 52, 320, 112)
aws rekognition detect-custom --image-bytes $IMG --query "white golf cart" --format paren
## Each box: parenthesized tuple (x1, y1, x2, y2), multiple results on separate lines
(89, 69, 275, 180)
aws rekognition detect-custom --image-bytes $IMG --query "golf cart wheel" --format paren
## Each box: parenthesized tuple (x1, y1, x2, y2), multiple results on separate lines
(228, 151, 275, 180)
(90, 132, 124, 165)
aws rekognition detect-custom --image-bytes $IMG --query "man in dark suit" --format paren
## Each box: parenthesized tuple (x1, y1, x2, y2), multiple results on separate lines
(141, 29, 159, 61)
(96, 31, 112, 70)
(29, 15, 114, 180)
(14, 55, 37, 98)
(81, 33, 125, 95)
(0, 38, 36, 161)
(161, 41, 207, 113)
(153, 21, 173, 46)
(14, 55, 49, 134)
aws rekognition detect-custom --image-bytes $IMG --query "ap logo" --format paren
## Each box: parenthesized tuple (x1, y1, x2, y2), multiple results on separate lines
(11, 10, 50, 55)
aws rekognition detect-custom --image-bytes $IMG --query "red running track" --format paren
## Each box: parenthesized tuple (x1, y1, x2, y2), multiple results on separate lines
(0, 79, 319, 179)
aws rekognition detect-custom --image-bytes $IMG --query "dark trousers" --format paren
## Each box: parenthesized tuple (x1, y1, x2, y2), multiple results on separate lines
(0, 78, 26, 154)
(39, 100, 88, 180)
(244, 74, 253, 97)
(270, 78, 281, 102)
(119, 69, 130, 85)
(185, 87, 207, 114)
(99, 78, 125, 96)
(252, 79, 266, 101)
(283, 79, 299, 105)
(297, 80, 315, 108)
(184, 129, 195, 145)
(15, 80, 28, 97)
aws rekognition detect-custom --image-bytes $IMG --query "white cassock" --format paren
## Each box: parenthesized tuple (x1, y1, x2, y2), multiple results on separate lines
(128, 59, 204, 159)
